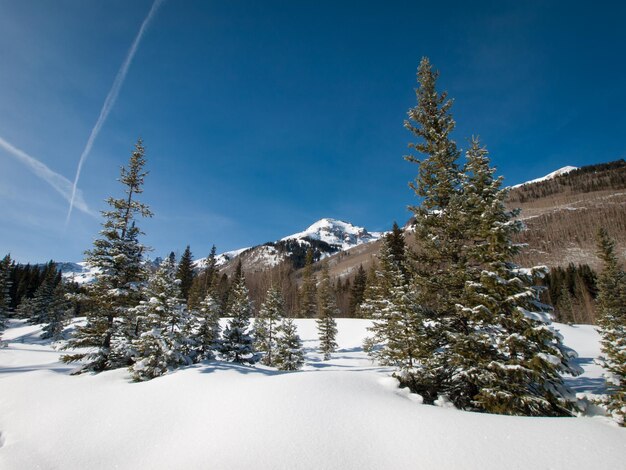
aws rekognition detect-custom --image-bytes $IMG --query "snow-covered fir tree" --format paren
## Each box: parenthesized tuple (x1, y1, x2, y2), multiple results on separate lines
(316, 265, 338, 360)
(188, 293, 222, 361)
(0, 254, 13, 332)
(402, 57, 470, 402)
(63, 139, 152, 372)
(299, 248, 317, 318)
(255, 286, 285, 366)
(275, 316, 305, 371)
(219, 270, 259, 365)
(363, 235, 427, 397)
(595, 228, 626, 426)
(130, 257, 191, 381)
(15, 297, 35, 321)
(30, 265, 58, 325)
(41, 282, 72, 341)
(453, 138, 581, 415)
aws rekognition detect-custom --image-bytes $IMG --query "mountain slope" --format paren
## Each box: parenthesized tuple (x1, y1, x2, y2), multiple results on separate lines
(210, 218, 384, 275)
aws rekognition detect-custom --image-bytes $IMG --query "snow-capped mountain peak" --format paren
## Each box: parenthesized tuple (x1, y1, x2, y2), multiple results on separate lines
(282, 218, 383, 251)
(512, 166, 578, 188)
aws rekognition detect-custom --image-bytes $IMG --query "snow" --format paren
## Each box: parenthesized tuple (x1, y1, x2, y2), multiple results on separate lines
(1, 319, 624, 469)
(282, 218, 384, 251)
(192, 247, 250, 269)
(511, 166, 578, 188)
(60, 261, 99, 284)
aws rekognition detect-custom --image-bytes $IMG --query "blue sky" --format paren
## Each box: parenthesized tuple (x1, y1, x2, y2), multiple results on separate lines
(1, 0, 625, 263)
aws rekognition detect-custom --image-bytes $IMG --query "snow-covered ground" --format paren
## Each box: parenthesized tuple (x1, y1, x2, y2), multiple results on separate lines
(1, 319, 624, 469)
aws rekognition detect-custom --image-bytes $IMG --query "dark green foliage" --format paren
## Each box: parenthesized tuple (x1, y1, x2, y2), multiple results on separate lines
(0, 254, 12, 331)
(316, 265, 338, 360)
(543, 264, 597, 324)
(265, 238, 335, 269)
(595, 228, 626, 425)
(130, 257, 191, 381)
(63, 139, 152, 373)
(255, 286, 285, 366)
(220, 271, 259, 365)
(188, 245, 218, 310)
(275, 317, 305, 371)
(348, 265, 367, 317)
(299, 248, 317, 318)
(41, 282, 72, 341)
(176, 245, 195, 303)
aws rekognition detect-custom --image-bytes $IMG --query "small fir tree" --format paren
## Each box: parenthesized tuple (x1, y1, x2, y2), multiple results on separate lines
(130, 257, 191, 381)
(176, 245, 195, 304)
(299, 248, 317, 318)
(30, 263, 58, 324)
(255, 286, 285, 366)
(275, 317, 305, 371)
(189, 293, 222, 361)
(364, 236, 425, 387)
(41, 282, 72, 341)
(220, 271, 259, 365)
(188, 245, 218, 309)
(63, 139, 152, 372)
(595, 228, 626, 426)
(316, 265, 338, 360)
(0, 254, 13, 331)
(348, 265, 367, 317)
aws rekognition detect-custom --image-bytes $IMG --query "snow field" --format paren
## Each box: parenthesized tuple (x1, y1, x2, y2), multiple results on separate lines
(1, 319, 624, 469)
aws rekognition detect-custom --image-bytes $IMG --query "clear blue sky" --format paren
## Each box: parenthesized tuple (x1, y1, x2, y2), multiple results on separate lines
(1, 0, 625, 263)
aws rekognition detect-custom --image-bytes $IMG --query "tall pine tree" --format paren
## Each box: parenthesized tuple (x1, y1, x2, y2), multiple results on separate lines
(255, 286, 285, 366)
(316, 265, 338, 360)
(176, 245, 195, 304)
(595, 228, 626, 425)
(63, 139, 152, 372)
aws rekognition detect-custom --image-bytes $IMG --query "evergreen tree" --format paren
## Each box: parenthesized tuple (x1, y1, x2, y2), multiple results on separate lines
(299, 248, 317, 318)
(595, 228, 626, 426)
(0, 254, 13, 331)
(188, 245, 218, 309)
(30, 263, 58, 324)
(387, 222, 409, 280)
(255, 286, 285, 366)
(130, 257, 191, 381)
(316, 265, 338, 360)
(348, 265, 367, 317)
(41, 282, 72, 341)
(63, 139, 152, 372)
(189, 293, 222, 361)
(364, 236, 425, 384)
(452, 138, 581, 415)
(220, 271, 259, 364)
(15, 297, 36, 320)
(176, 245, 195, 304)
(275, 316, 305, 371)
(402, 57, 468, 401)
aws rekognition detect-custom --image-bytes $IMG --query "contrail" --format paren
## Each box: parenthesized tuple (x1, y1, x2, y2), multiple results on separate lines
(0, 136, 95, 216)
(65, 0, 164, 225)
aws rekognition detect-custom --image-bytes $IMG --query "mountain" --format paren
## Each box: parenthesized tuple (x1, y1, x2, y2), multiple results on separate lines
(192, 218, 384, 275)
(511, 166, 578, 188)
(507, 159, 626, 269)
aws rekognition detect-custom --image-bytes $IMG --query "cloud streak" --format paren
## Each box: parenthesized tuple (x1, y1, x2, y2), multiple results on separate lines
(66, 0, 164, 225)
(0, 135, 95, 216)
